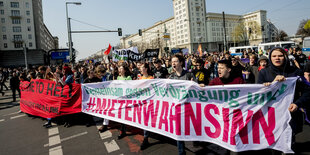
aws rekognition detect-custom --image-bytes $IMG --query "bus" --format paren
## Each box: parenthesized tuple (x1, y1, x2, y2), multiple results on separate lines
(258, 41, 296, 54)
(302, 37, 310, 56)
(229, 46, 258, 56)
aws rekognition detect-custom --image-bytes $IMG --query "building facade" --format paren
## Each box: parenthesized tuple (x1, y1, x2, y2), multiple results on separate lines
(0, 0, 58, 66)
(120, 0, 278, 54)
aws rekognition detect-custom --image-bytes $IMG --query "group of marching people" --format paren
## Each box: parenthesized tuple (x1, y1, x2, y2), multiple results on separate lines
(2, 46, 310, 155)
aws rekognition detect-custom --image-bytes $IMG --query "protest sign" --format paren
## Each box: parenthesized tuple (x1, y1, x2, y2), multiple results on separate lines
(81, 78, 297, 153)
(20, 79, 82, 118)
(112, 47, 139, 62)
(143, 49, 159, 61)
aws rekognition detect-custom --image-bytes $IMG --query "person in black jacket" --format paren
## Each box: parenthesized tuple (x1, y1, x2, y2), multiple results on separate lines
(10, 72, 20, 102)
(192, 58, 210, 86)
(258, 47, 310, 153)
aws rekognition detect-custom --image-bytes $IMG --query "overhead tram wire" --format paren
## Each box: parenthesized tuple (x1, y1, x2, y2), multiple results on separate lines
(268, 0, 301, 13)
(70, 18, 112, 31)
(242, 0, 272, 14)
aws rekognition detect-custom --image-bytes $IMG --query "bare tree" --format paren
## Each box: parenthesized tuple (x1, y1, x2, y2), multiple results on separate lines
(275, 29, 288, 41)
(231, 21, 261, 46)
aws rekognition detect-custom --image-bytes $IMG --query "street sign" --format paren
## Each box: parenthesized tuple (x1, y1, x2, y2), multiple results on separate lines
(51, 51, 70, 63)
(163, 33, 170, 40)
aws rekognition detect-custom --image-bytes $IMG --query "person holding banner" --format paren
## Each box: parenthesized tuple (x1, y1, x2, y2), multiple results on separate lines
(209, 59, 245, 86)
(83, 69, 102, 127)
(138, 62, 155, 150)
(258, 47, 310, 153)
(208, 59, 245, 155)
(169, 54, 196, 155)
(117, 64, 132, 139)
(56, 65, 74, 128)
(97, 67, 113, 133)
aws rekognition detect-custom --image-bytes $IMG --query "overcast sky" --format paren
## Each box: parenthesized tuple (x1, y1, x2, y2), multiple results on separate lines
(42, 0, 310, 60)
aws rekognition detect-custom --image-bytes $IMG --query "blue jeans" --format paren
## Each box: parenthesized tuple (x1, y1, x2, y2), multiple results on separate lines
(177, 141, 185, 155)
(47, 118, 51, 124)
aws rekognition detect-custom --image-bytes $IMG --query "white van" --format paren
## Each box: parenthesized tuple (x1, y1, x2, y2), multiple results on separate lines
(229, 46, 258, 56)
(302, 37, 310, 56)
(258, 41, 296, 54)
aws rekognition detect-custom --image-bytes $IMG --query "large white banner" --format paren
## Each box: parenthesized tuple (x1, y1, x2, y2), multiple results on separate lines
(82, 78, 297, 153)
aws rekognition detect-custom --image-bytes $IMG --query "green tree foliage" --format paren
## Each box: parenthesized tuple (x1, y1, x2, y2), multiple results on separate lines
(304, 20, 310, 30)
(296, 19, 310, 37)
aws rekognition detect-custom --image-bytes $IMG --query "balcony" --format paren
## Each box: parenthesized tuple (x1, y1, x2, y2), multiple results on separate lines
(12, 39, 24, 43)
(10, 15, 22, 19)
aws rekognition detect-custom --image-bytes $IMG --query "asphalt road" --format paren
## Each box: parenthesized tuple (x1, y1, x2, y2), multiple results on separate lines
(1, 88, 310, 155)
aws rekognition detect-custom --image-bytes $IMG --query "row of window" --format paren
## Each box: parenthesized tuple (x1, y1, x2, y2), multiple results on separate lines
(211, 22, 236, 27)
(0, 1, 30, 8)
(1, 18, 31, 24)
(2, 34, 32, 40)
(0, 9, 31, 16)
(2, 26, 32, 32)
(2, 42, 33, 48)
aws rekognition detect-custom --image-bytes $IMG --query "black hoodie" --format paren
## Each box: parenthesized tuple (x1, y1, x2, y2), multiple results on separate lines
(258, 47, 310, 107)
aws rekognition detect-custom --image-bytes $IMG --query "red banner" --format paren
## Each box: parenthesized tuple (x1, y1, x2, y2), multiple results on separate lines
(20, 79, 82, 118)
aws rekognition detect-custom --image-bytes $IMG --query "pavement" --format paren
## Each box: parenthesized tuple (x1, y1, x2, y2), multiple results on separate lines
(1, 85, 310, 155)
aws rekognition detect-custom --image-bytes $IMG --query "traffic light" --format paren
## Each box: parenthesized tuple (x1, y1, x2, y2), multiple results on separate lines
(118, 28, 122, 36)
(261, 26, 264, 31)
(139, 29, 142, 36)
(249, 28, 252, 34)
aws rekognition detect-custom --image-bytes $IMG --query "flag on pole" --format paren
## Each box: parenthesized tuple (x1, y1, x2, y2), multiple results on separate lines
(198, 44, 202, 56)
(104, 44, 112, 55)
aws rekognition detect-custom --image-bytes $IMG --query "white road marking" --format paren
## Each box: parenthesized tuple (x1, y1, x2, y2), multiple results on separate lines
(104, 140, 120, 153)
(10, 114, 26, 119)
(96, 125, 112, 139)
(48, 128, 59, 136)
(44, 131, 88, 147)
(0, 119, 4, 122)
(49, 146, 63, 155)
(49, 135, 61, 147)
(60, 131, 88, 142)
(3, 111, 20, 116)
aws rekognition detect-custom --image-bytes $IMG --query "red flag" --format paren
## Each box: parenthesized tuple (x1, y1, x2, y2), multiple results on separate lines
(104, 44, 112, 55)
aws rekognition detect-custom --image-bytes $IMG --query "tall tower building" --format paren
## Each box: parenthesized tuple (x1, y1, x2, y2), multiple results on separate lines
(0, 0, 58, 66)
(0, 0, 37, 50)
(172, 0, 206, 53)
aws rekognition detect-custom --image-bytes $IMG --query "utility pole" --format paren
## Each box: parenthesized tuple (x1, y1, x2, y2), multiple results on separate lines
(164, 24, 168, 57)
(23, 43, 28, 70)
(157, 30, 160, 56)
(66, 2, 81, 64)
(222, 11, 227, 52)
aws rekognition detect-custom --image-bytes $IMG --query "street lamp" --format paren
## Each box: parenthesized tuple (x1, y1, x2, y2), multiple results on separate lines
(66, 2, 81, 63)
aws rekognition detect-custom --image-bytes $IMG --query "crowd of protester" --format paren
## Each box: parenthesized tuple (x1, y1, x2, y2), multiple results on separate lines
(1, 46, 310, 154)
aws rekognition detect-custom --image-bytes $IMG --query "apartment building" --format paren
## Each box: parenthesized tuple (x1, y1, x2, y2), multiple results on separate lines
(120, 0, 278, 54)
(0, 0, 58, 66)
